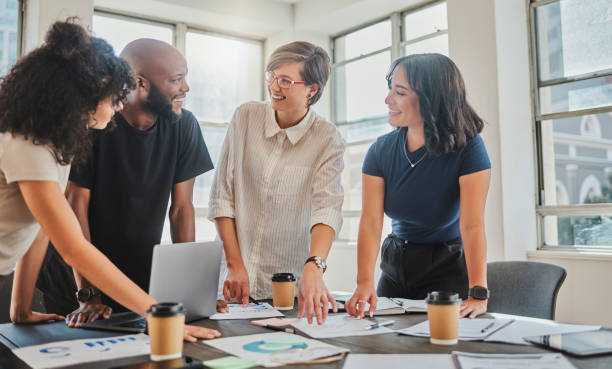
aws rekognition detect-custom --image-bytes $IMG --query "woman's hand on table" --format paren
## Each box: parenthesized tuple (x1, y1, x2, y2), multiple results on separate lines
(183, 324, 221, 342)
(10, 310, 64, 324)
(223, 263, 250, 306)
(346, 284, 378, 319)
(297, 263, 337, 325)
(216, 299, 229, 313)
(460, 297, 487, 318)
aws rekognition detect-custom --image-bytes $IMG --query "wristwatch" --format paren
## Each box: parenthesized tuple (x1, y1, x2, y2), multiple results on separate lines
(304, 256, 327, 273)
(468, 286, 490, 300)
(76, 287, 100, 303)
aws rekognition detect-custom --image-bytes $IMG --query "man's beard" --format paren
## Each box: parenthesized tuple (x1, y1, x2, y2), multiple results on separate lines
(144, 82, 180, 123)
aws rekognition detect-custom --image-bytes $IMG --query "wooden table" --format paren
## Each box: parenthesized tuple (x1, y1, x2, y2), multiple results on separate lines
(1, 306, 610, 368)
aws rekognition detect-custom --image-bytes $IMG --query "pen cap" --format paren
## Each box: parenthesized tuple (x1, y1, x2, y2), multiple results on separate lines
(426, 291, 461, 305)
(272, 273, 296, 282)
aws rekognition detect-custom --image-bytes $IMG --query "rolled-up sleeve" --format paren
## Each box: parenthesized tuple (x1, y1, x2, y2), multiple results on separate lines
(310, 131, 345, 234)
(208, 118, 236, 220)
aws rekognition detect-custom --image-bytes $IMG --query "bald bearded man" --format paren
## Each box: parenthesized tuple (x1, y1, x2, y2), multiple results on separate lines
(37, 39, 214, 326)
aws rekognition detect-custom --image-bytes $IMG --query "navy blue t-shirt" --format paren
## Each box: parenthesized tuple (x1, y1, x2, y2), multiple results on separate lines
(362, 127, 490, 243)
(69, 109, 213, 305)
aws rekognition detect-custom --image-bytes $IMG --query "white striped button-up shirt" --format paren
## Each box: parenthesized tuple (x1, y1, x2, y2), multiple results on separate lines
(209, 101, 345, 299)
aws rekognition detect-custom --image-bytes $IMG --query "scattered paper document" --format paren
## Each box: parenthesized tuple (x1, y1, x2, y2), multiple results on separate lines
(12, 334, 149, 369)
(484, 313, 601, 345)
(453, 351, 577, 369)
(397, 318, 513, 341)
(203, 356, 258, 369)
(342, 354, 455, 369)
(330, 293, 426, 315)
(292, 314, 395, 338)
(203, 332, 348, 368)
(210, 302, 284, 320)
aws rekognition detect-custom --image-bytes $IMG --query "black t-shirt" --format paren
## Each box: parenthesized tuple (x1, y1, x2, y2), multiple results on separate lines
(69, 109, 213, 307)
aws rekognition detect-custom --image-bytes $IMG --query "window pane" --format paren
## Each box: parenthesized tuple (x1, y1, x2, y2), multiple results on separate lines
(333, 51, 390, 123)
(403, 2, 448, 42)
(540, 113, 612, 206)
(333, 20, 391, 62)
(544, 215, 612, 247)
(92, 14, 174, 54)
(0, 0, 19, 76)
(193, 125, 228, 208)
(538, 75, 612, 115)
(403, 33, 448, 56)
(185, 31, 262, 122)
(535, 0, 612, 81)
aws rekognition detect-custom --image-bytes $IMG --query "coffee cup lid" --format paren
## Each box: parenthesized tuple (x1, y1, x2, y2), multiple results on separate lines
(272, 273, 296, 282)
(147, 302, 185, 317)
(425, 291, 461, 305)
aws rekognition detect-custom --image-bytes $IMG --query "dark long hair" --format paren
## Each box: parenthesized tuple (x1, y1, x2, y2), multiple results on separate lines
(386, 53, 484, 155)
(0, 19, 134, 166)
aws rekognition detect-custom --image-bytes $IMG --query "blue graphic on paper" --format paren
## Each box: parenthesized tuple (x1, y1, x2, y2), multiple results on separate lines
(39, 346, 70, 358)
(242, 341, 307, 353)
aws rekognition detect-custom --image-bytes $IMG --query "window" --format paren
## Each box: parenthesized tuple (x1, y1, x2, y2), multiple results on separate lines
(331, 1, 448, 242)
(92, 12, 264, 242)
(0, 0, 21, 76)
(531, 0, 612, 249)
(92, 13, 174, 54)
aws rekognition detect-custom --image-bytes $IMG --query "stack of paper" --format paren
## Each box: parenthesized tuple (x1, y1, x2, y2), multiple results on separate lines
(12, 334, 150, 369)
(342, 354, 455, 369)
(330, 292, 426, 315)
(397, 318, 514, 341)
(292, 314, 395, 338)
(453, 351, 577, 369)
(484, 313, 601, 345)
(204, 332, 348, 368)
(210, 303, 284, 320)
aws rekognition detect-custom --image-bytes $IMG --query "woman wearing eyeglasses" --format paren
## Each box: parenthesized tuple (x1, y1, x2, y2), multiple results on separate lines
(209, 41, 345, 325)
(345, 53, 491, 319)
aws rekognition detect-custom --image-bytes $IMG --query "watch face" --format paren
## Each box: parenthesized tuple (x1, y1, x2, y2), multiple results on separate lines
(470, 287, 489, 300)
(77, 289, 91, 302)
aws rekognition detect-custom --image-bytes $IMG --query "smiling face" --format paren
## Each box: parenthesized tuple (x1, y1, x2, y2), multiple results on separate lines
(385, 64, 423, 129)
(267, 62, 317, 113)
(88, 94, 123, 129)
(147, 55, 189, 116)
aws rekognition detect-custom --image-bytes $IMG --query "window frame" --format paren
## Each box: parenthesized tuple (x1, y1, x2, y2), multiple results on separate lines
(528, 0, 612, 251)
(93, 9, 265, 227)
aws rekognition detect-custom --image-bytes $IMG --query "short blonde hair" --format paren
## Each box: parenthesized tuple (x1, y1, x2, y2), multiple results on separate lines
(266, 41, 330, 107)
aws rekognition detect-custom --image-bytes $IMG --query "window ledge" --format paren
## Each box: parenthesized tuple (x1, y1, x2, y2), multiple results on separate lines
(332, 240, 357, 249)
(527, 249, 612, 262)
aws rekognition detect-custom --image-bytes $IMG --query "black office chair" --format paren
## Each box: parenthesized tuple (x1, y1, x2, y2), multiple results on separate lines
(486, 261, 566, 320)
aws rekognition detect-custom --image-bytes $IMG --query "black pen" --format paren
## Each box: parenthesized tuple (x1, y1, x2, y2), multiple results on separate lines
(262, 324, 295, 334)
(248, 296, 262, 305)
(480, 321, 495, 333)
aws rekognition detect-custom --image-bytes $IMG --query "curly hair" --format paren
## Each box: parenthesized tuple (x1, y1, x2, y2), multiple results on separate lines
(0, 19, 134, 166)
(386, 53, 484, 155)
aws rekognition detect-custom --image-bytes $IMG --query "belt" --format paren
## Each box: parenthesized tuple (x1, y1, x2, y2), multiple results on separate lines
(388, 233, 462, 247)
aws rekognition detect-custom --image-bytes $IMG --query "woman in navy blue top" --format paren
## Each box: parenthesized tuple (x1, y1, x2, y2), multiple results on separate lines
(345, 54, 491, 319)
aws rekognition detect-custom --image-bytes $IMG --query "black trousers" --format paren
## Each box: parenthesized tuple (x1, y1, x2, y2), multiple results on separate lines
(36, 245, 79, 315)
(377, 234, 469, 300)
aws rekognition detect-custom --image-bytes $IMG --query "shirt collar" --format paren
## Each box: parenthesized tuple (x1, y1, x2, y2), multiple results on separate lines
(264, 103, 316, 145)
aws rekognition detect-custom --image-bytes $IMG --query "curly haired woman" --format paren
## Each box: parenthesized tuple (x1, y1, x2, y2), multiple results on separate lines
(0, 20, 219, 341)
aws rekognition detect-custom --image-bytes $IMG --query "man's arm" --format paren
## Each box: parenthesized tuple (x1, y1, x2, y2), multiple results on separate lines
(169, 178, 196, 243)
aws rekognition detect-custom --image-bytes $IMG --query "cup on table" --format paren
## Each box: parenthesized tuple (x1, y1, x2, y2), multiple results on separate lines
(271, 273, 296, 310)
(146, 302, 185, 361)
(426, 291, 461, 345)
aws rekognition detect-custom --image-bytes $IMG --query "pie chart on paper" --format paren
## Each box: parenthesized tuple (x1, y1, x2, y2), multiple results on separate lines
(242, 340, 308, 353)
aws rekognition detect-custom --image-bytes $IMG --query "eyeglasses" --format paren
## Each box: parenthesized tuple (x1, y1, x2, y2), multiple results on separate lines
(265, 70, 305, 89)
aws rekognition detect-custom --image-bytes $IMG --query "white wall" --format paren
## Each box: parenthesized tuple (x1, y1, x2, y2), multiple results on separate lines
(23, 0, 94, 52)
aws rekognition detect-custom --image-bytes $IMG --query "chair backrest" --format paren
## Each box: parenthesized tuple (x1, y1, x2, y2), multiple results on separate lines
(487, 261, 566, 320)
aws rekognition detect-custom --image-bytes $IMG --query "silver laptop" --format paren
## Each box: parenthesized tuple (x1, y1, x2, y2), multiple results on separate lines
(82, 241, 221, 333)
